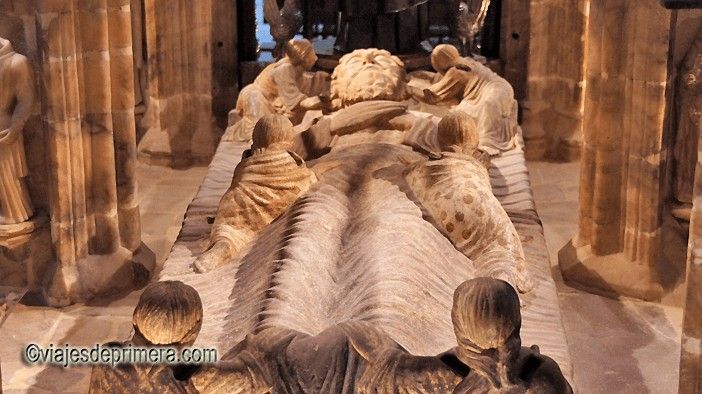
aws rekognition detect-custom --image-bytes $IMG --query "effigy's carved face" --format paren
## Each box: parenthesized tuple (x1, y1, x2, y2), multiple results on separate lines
(331, 49, 407, 108)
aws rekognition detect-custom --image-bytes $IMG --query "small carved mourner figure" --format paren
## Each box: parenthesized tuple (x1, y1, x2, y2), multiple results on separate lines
(230, 39, 329, 142)
(405, 110, 533, 293)
(189, 278, 571, 393)
(0, 37, 34, 225)
(423, 44, 519, 155)
(88, 281, 203, 393)
(195, 115, 317, 273)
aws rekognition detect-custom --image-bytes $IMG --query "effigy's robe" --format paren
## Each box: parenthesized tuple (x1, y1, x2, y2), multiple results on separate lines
(404, 152, 532, 292)
(0, 39, 34, 224)
(427, 60, 519, 155)
(209, 150, 317, 259)
(191, 322, 468, 393)
(230, 60, 329, 142)
(88, 342, 198, 394)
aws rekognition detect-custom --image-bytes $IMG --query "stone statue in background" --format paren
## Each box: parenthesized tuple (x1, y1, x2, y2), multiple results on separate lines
(190, 278, 571, 393)
(405, 111, 532, 293)
(89, 281, 203, 393)
(195, 115, 318, 273)
(674, 35, 702, 206)
(228, 39, 330, 142)
(0, 37, 34, 225)
(423, 44, 519, 155)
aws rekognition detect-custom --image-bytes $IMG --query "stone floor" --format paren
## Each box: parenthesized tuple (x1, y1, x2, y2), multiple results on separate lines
(0, 159, 685, 393)
(0, 162, 209, 393)
(527, 160, 683, 394)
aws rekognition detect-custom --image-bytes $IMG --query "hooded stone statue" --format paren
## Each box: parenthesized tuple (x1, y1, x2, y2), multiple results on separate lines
(0, 37, 34, 225)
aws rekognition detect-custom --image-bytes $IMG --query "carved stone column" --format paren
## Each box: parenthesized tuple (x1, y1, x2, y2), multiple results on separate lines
(522, 0, 586, 161)
(33, 0, 144, 306)
(138, 0, 221, 167)
(558, 0, 674, 300)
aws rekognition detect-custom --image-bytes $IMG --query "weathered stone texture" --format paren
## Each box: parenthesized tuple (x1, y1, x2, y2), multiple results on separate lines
(0, 0, 143, 305)
(138, 0, 225, 167)
(522, 0, 586, 161)
(559, 0, 676, 301)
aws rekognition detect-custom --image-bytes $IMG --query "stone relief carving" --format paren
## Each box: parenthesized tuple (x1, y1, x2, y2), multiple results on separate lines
(421, 44, 520, 155)
(0, 37, 34, 226)
(227, 39, 330, 142)
(89, 281, 203, 393)
(405, 110, 532, 293)
(194, 115, 317, 273)
(203, 47, 531, 293)
(118, 45, 576, 392)
(90, 279, 571, 393)
(330, 48, 408, 108)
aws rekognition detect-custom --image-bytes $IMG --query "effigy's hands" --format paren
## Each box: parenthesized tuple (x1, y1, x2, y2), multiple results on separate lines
(453, 63, 473, 72)
(329, 100, 408, 136)
(193, 242, 232, 273)
(422, 88, 441, 104)
(300, 96, 322, 110)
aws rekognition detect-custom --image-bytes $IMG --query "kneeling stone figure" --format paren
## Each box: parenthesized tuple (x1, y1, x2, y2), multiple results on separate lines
(195, 114, 318, 273)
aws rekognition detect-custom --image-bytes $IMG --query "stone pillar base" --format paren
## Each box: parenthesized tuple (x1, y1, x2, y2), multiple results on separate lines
(0, 216, 54, 291)
(45, 246, 151, 307)
(558, 240, 664, 301)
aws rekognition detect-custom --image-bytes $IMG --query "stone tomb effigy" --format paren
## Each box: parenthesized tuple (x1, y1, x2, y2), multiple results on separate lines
(158, 44, 573, 390)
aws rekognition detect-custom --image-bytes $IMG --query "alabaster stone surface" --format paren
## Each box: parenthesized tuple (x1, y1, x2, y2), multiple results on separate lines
(89, 281, 204, 393)
(420, 44, 519, 155)
(405, 112, 532, 293)
(226, 39, 330, 142)
(0, 1, 144, 305)
(330, 48, 408, 108)
(157, 47, 573, 393)
(189, 278, 570, 393)
(0, 37, 34, 226)
(195, 115, 317, 273)
(95, 278, 570, 393)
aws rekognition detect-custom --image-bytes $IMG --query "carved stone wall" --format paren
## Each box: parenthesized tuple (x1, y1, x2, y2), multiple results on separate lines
(0, 0, 144, 306)
(137, 0, 234, 167)
(521, 0, 587, 162)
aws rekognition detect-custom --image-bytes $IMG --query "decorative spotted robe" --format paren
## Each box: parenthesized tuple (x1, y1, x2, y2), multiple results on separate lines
(404, 152, 532, 292)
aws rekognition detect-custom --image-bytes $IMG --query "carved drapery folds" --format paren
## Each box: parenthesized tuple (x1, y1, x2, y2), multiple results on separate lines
(35, 0, 142, 305)
(558, 0, 673, 301)
(0, 37, 34, 226)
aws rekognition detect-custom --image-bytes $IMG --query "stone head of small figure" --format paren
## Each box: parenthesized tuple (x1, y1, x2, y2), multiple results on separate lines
(251, 114, 295, 153)
(452, 277, 522, 388)
(437, 110, 479, 155)
(286, 39, 317, 70)
(431, 44, 461, 74)
(131, 281, 203, 348)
